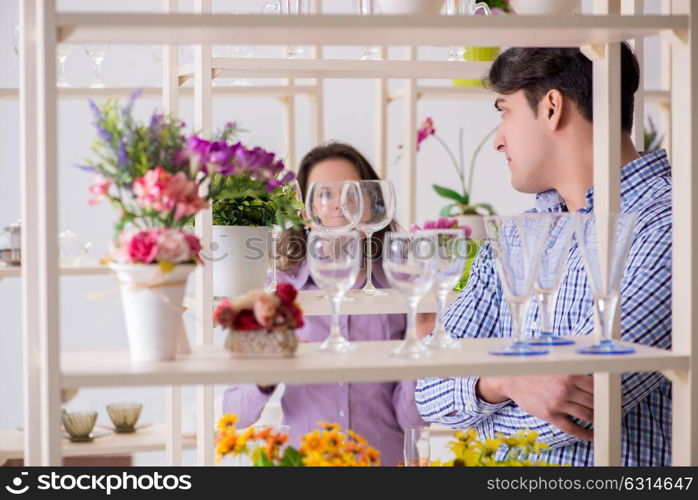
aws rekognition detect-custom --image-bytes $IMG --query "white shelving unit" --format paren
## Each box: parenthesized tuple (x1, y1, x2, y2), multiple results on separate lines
(13, 0, 697, 467)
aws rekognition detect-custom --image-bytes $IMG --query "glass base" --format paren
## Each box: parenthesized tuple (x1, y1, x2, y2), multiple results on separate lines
(90, 81, 105, 89)
(318, 335, 357, 354)
(264, 282, 278, 294)
(356, 286, 387, 296)
(526, 332, 575, 346)
(391, 338, 434, 359)
(576, 340, 635, 355)
(424, 332, 461, 350)
(489, 341, 549, 357)
(316, 293, 354, 302)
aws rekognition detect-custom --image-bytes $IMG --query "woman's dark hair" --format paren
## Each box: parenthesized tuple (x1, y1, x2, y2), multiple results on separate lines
(277, 141, 399, 274)
(487, 43, 640, 132)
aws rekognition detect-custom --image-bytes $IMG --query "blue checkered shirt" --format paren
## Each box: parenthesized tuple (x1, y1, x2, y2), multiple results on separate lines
(416, 149, 673, 466)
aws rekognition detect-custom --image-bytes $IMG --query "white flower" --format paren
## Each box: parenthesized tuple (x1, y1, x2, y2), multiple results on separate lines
(156, 229, 191, 263)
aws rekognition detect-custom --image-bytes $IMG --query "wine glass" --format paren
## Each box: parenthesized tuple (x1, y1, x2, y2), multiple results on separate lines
(354, 0, 381, 61)
(266, 180, 302, 293)
(355, 180, 395, 296)
(422, 229, 468, 349)
(527, 213, 576, 346)
(263, 0, 311, 59)
(446, 0, 491, 61)
(56, 44, 73, 88)
(383, 232, 439, 359)
(305, 181, 363, 232)
(84, 44, 109, 88)
(404, 426, 430, 466)
(573, 213, 638, 355)
(307, 231, 362, 353)
(484, 214, 551, 356)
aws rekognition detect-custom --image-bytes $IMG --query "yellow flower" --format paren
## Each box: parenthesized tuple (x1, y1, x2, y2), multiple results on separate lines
(215, 432, 237, 458)
(300, 430, 323, 454)
(347, 429, 368, 445)
(454, 428, 478, 444)
(321, 429, 344, 454)
(483, 438, 502, 456)
(217, 414, 239, 433)
(234, 426, 255, 453)
(317, 421, 341, 431)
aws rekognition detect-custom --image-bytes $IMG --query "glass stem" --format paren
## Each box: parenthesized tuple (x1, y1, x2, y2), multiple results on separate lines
(508, 300, 527, 344)
(435, 288, 448, 336)
(405, 295, 420, 344)
(329, 293, 343, 343)
(364, 232, 374, 290)
(538, 292, 554, 335)
(595, 295, 619, 343)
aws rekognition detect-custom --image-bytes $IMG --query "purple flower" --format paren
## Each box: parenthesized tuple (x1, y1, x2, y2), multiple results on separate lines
(117, 139, 128, 168)
(235, 146, 276, 171)
(148, 113, 163, 134)
(87, 99, 112, 144)
(73, 164, 97, 173)
(122, 87, 144, 115)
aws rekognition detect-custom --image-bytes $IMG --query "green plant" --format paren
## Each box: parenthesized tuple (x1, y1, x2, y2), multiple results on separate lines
(644, 116, 664, 152)
(481, 0, 515, 14)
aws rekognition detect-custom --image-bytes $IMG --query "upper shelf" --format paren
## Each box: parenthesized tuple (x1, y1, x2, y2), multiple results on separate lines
(56, 14, 688, 47)
(60, 338, 688, 388)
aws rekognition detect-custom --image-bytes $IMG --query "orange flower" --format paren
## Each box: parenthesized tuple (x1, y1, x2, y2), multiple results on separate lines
(317, 421, 341, 431)
(347, 429, 368, 445)
(216, 413, 238, 433)
(365, 448, 380, 466)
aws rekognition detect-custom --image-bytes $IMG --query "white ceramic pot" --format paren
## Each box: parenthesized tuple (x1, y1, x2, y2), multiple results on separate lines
(379, 0, 445, 15)
(110, 263, 194, 362)
(454, 214, 486, 240)
(211, 225, 271, 298)
(510, 0, 581, 15)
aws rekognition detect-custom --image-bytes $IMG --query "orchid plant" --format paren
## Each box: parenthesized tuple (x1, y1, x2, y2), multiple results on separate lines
(78, 90, 302, 268)
(417, 117, 497, 217)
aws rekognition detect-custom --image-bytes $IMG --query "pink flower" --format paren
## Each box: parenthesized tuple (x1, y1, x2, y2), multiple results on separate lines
(156, 229, 192, 263)
(253, 294, 280, 329)
(411, 217, 472, 238)
(182, 232, 203, 264)
(127, 230, 160, 264)
(132, 167, 208, 220)
(133, 166, 169, 212)
(87, 174, 112, 205)
(416, 117, 435, 151)
(214, 298, 237, 329)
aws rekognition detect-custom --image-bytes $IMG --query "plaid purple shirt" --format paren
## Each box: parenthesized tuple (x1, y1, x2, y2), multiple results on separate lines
(416, 149, 673, 466)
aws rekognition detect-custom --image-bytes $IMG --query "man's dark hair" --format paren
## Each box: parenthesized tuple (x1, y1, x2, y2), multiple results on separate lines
(487, 43, 640, 132)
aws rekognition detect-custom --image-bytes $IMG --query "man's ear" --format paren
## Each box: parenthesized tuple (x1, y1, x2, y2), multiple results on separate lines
(541, 89, 564, 132)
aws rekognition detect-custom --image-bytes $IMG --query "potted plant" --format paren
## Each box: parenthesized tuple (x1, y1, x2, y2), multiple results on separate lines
(416, 117, 497, 239)
(78, 91, 212, 362)
(215, 414, 380, 466)
(187, 132, 303, 299)
(453, 0, 514, 87)
(213, 283, 304, 358)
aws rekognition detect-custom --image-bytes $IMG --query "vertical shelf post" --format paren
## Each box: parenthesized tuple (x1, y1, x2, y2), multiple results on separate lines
(403, 46, 417, 225)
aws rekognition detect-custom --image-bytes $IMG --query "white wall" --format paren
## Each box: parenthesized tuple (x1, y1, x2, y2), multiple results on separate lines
(0, 0, 665, 465)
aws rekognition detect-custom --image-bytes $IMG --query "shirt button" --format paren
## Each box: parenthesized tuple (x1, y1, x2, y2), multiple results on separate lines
(338, 382, 344, 387)
(339, 410, 345, 417)
(531, 321, 538, 331)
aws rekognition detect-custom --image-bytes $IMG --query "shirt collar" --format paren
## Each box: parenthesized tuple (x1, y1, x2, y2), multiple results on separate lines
(534, 149, 671, 213)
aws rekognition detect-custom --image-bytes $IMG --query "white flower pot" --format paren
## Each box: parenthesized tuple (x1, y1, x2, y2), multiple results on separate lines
(379, 0, 445, 15)
(110, 263, 194, 362)
(211, 225, 271, 298)
(455, 214, 486, 240)
(510, 0, 581, 15)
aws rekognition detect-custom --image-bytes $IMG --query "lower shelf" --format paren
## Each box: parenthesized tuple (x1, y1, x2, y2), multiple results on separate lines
(0, 424, 196, 463)
(60, 338, 688, 388)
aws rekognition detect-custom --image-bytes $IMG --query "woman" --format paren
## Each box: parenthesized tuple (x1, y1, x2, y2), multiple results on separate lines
(222, 142, 427, 466)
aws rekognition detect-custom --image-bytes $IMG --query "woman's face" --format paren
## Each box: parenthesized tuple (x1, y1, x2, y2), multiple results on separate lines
(306, 159, 362, 229)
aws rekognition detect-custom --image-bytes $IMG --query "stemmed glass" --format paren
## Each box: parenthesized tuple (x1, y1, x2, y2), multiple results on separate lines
(422, 229, 467, 349)
(527, 213, 576, 346)
(355, 0, 381, 61)
(266, 179, 302, 294)
(573, 213, 638, 355)
(56, 44, 73, 88)
(263, 0, 312, 59)
(12, 25, 19, 56)
(84, 44, 109, 88)
(446, 0, 491, 61)
(307, 231, 362, 353)
(484, 214, 551, 356)
(383, 232, 439, 359)
(305, 181, 363, 232)
(404, 426, 430, 467)
(355, 180, 395, 296)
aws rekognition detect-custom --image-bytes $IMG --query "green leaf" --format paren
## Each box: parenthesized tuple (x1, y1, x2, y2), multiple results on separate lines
(280, 447, 303, 467)
(439, 203, 458, 217)
(254, 453, 276, 467)
(473, 203, 497, 215)
(433, 184, 468, 204)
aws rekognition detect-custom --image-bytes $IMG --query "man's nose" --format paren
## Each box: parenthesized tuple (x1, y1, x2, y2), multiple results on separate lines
(493, 125, 506, 152)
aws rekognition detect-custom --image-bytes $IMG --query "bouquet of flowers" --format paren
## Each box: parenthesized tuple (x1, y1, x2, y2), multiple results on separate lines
(78, 90, 301, 270)
(213, 283, 304, 331)
(434, 428, 553, 467)
(215, 415, 380, 467)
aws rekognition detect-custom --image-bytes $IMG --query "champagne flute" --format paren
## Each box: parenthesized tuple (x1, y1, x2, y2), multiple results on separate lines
(422, 229, 467, 349)
(84, 44, 109, 89)
(484, 214, 551, 356)
(446, 0, 491, 61)
(307, 231, 362, 353)
(574, 213, 638, 355)
(383, 232, 439, 359)
(527, 213, 576, 346)
(266, 179, 302, 293)
(355, 180, 395, 296)
(354, 0, 381, 61)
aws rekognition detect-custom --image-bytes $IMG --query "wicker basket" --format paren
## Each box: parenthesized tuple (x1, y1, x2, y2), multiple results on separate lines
(224, 328, 298, 358)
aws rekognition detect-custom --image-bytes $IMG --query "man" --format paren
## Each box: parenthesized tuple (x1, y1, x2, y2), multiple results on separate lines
(416, 44, 672, 466)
